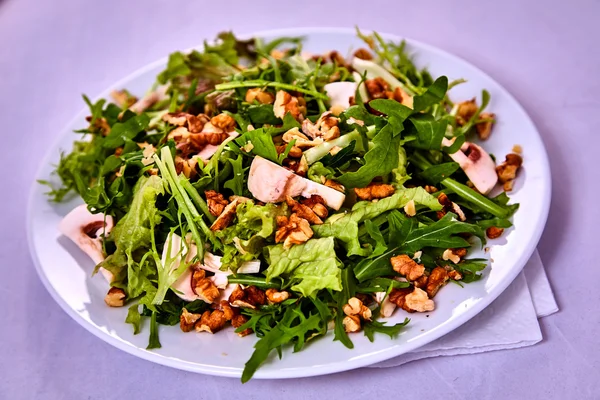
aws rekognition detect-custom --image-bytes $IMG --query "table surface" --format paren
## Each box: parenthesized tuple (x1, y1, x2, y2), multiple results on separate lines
(1, 0, 599, 398)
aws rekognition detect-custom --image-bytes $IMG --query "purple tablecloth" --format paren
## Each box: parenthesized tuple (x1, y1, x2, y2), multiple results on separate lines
(1, 0, 598, 398)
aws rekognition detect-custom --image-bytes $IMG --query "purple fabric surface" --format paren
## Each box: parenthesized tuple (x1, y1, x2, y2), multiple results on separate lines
(1, 0, 598, 398)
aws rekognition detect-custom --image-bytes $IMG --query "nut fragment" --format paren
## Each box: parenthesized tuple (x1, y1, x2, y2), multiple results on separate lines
(448, 270, 463, 281)
(436, 192, 467, 221)
(486, 226, 504, 239)
(354, 183, 395, 201)
(265, 288, 290, 304)
(343, 315, 361, 333)
(426, 267, 449, 298)
(195, 310, 227, 334)
(205, 190, 229, 217)
(404, 287, 435, 312)
(282, 127, 322, 148)
(210, 197, 245, 231)
(275, 213, 314, 248)
(476, 112, 495, 140)
(389, 288, 415, 313)
(210, 113, 236, 131)
(391, 254, 425, 281)
(353, 48, 373, 60)
(301, 111, 340, 141)
(180, 308, 202, 332)
(191, 269, 220, 303)
(365, 77, 390, 100)
(285, 196, 323, 225)
(104, 287, 126, 307)
(404, 200, 417, 217)
(229, 285, 267, 309)
(245, 88, 275, 104)
(456, 99, 478, 126)
(442, 249, 461, 264)
(174, 156, 198, 178)
(324, 179, 345, 193)
(273, 91, 306, 121)
(343, 297, 372, 321)
(300, 195, 329, 219)
(496, 153, 523, 192)
(231, 314, 253, 337)
(110, 89, 138, 108)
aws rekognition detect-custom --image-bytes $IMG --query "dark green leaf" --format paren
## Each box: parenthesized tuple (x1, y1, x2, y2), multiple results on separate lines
(418, 162, 460, 184)
(126, 304, 142, 335)
(146, 311, 162, 349)
(412, 76, 448, 112)
(406, 114, 447, 150)
(103, 114, 150, 149)
(363, 319, 410, 342)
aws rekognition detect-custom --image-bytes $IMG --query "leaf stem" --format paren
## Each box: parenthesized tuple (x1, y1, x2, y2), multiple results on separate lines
(215, 80, 328, 100)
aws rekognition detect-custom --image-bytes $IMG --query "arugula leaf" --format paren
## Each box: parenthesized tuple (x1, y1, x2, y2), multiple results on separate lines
(247, 104, 281, 125)
(412, 76, 448, 112)
(242, 305, 322, 383)
(454, 258, 488, 283)
(337, 124, 400, 188)
(401, 213, 485, 252)
(333, 267, 356, 349)
(418, 162, 460, 184)
(264, 237, 342, 297)
(405, 114, 448, 150)
(320, 140, 356, 168)
(363, 319, 410, 342)
(223, 154, 246, 195)
(103, 114, 150, 149)
(364, 219, 388, 257)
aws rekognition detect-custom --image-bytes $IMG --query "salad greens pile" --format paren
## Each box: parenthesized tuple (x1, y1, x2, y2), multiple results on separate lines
(43, 28, 518, 382)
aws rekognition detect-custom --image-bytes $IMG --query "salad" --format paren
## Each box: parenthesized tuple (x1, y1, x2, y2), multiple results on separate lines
(42, 29, 523, 382)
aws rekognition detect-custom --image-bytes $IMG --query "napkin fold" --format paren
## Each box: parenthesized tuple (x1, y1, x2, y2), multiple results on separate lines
(370, 250, 557, 368)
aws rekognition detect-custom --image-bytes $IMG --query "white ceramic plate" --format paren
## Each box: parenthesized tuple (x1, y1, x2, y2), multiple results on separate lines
(27, 28, 551, 379)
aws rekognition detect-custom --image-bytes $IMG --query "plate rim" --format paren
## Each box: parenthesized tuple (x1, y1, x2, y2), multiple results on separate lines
(27, 26, 552, 379)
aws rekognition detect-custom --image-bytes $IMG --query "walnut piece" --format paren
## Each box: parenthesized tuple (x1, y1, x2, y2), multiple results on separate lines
(245, 88, 275, 104)
(456, 99, 478, 126)
(323, 179, 345, 193)
(282, 127, 322, 148)
(174, 156, 198, 179)
(191, 269, 220, 303)
(301, 111, 340, 141)
(354, 183, 395, 201)
(180, 308, 202, 332)
(210, 197, 245, 231)
(343, 315, 361, 333)
(436, 192, 467, 221)
(195, 310, 227, 334)
(426, 267, 449, 298)
(391, 254, 425, 281)
(404, 200, 417, 217)
(486, 226, 504, 239)
(273, 91, 306, 121)
(365, 77, 390, 100)
(300, 195, 329, 219)
(210, 113, 236, 131)
(162, 112, 209, 133)
(231, 314, 253, 337)
(229, 285, 267, 309)
(476, 112, 495, 140)
(265, 288, 290, 304)
(343, 297, 372, 321)
(276, 144, 303, 158)
(104, 287, 126, 307)
(404, 287, 435, 312)
(389, 288, 415, 313)
(448, 270, 463, 281)
(496, 153, 523, 192)
(205, 190, 229, 217)
(110, 89, 138, 108)
(353, 48, 373, 60)
(275, 213, 313, 249)
(285, 196, 323, 225)
(442, 249, 461, 264)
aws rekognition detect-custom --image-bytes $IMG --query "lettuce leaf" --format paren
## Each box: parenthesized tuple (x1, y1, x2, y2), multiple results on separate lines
(264, 237, 342, 297)
(312, 187, 441, 256)
(98, 175, 164, 297)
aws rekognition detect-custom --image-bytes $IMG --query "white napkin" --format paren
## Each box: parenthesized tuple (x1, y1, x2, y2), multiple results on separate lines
(370, 250, 558, 368)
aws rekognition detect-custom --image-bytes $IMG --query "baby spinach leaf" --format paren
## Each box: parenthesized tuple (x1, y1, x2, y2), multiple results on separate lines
(412, 76, 448, 112)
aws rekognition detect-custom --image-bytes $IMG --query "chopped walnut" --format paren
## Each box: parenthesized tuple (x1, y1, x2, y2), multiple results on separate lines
(245, 88, 275, 104)
(353, 48, 373, 60)
(496, 153, 523, 192)
(413, 275, 429, 289)
(442, 249, 461, 264)
(276, 144, 303, 158)
(324, 179, 345, 193)
(205, 190, 229, 217)
(448, 270, 463, 281)
(301, 112, 341, 141)
(162, 112, 189, 126)
(404, 200, 417, 217)
(354, 183, 395, 201)
(229, 285, 267, 309)
(231, 314, 253, 337)
(436, 192, 467, 221)
(174, 156, 198, 178)
(391, 254, 425, 281)
(210, 197, 246, 231)
(285, 196, 323, 225)
(389, 288, 415, 313)
(424, 185, 438, 194)
(273, 91, 306, 121)
(486, 226, 504, 239)
(275, 213, 314, 248)
(282, 127, 322, 148)
(265, 288, 290, 304)
(86, 116, 111, 136)
(343, 315, 361, 333)
(426, 267, 449, 298)
(404, 287, 435, 312)
(456, 99, 478, 126)
(195, 310, 227, 334)
(220, 300, 236, 321)
(300, 195, 329, 219)
(210, 113, 236, 131)
(343, 297, 372, 321)
(282, 156, 309, 177)
(476, 112, 495, 140)
(104, 287, 126, 307)
(163, 112, 209, 133)
(110, 89, 137, 108)
(191, 269, 220, 303)
(452, 248, 468, 259)
(365, 77, 390, 99)
(180, 308, 201, 332)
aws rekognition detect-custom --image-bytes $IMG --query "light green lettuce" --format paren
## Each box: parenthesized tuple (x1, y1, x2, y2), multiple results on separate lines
(312, 187, 442, 257)
(264, 237, 342, 297)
